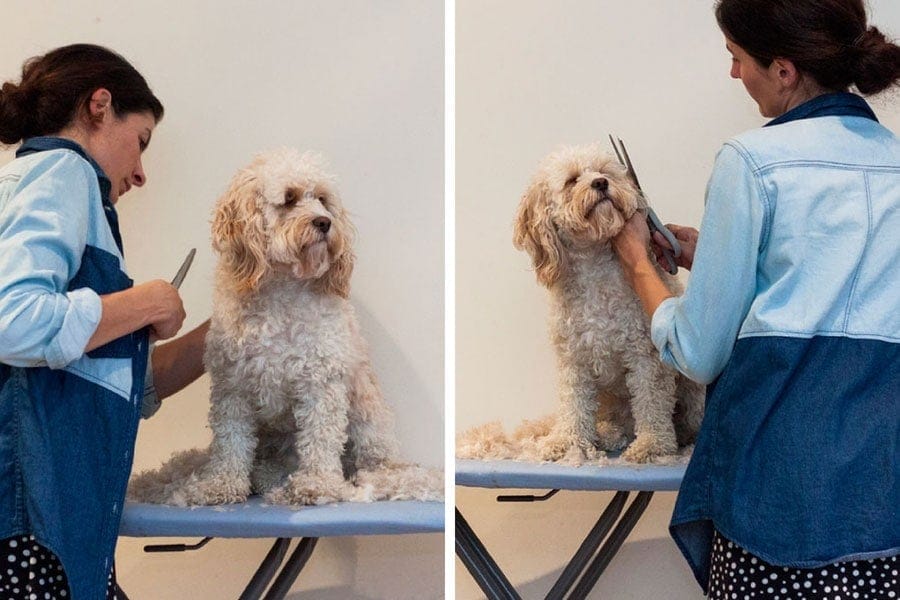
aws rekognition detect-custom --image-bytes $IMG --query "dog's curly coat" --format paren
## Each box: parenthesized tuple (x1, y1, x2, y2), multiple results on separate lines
(129, 149, 441, 505)
(512, 143, 704, 463)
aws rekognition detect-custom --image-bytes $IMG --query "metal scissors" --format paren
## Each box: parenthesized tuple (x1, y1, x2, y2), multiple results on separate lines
(608, 135, 681, 275)
(171, 248, 196, 289)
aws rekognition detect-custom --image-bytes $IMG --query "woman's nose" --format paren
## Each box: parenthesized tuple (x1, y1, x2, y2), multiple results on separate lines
(132, 160, 146, 187)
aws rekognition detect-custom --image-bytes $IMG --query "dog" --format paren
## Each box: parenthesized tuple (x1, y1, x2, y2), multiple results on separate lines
(513, 143, 704, 463)
(129, 149, 445, 506)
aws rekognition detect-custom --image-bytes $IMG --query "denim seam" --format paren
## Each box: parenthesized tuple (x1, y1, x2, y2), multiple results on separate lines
(843, 170, 872, 332)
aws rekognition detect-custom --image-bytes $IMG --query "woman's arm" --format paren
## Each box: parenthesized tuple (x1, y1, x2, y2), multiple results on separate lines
(614, 143, 765, 384)
(612, 213, 675, 317)
(150, 319, 210, 400)
(85, 280, 186, 351)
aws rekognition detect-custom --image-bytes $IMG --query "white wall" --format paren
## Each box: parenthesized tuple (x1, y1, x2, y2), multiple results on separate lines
(455, 0, 900, 598)
(0, 1, 444, 598)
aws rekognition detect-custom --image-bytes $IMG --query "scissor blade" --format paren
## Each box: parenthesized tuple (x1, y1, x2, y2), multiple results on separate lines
(617, 139, 644, 191)
(608, 134, 625, 165)
(171, 248, 196, 289)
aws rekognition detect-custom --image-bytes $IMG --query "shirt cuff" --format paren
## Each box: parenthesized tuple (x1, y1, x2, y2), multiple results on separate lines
(650, 296, 679, 365)
(45, 287, 102, 369)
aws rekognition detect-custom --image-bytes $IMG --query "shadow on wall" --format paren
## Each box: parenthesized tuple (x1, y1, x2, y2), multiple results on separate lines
(512, 538, 697, 600)
(353, 300, 443, 467)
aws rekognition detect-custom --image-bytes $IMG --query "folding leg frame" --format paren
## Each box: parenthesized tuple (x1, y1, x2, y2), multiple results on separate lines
(456, 490, 654, 600)
(145, 536, 319, 600)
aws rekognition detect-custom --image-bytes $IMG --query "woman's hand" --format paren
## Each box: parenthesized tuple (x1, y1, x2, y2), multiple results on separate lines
(86, 280, 186, 351)
(137, 280, 187, 342)
(652, 224, 698, 271)
(612, 210, 653, 270)
(612, 211, 675, 318)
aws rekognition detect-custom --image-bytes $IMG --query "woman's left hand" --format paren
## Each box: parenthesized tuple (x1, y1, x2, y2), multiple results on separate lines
(612, 210, 652, 270)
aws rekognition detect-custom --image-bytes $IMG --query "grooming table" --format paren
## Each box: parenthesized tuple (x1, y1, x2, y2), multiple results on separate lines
(456, 458, 685, 600)
(119, 497, 444, 599)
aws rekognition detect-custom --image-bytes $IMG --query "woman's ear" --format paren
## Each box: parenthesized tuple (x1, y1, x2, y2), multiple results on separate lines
(87, 88, 113, 123)
(771, 57, 800, 89)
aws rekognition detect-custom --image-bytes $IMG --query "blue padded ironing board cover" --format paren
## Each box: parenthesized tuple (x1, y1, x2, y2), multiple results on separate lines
(456, 459, 685, 491)
(119, 498, 444, 538)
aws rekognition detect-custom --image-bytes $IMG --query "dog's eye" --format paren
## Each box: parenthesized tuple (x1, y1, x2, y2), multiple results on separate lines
(317, 195, 327, 206)
(565, 175, 578, 187)
(284, 190, 298, 208)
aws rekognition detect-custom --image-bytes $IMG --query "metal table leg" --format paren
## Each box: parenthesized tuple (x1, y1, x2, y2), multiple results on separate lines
(238, 538, 291, 600)
(456, 508, 522, 600)
(262, 537, 319, 600)
(567, 491, 654, 599)
(544, 491, 629, 600)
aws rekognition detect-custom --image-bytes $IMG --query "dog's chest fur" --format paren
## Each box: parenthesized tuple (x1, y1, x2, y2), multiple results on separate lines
(207, 275, 362, 421)
(550, 247, 670, 371)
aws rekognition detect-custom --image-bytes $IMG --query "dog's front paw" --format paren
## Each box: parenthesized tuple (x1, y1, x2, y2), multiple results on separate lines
(174, 472, 250, 506)
(536, 432, 600, 464)
(265, 471, 356, 506)
(621, 431, 678, 463)
(595, 421, 629, 452)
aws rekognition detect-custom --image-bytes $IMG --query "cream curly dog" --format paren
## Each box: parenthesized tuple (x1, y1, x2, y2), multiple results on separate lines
(129, 149, 440, 506)
(513, 143, 704, 463)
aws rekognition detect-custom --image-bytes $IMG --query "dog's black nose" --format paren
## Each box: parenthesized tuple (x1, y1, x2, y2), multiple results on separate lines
(591, 177, 609, 191)
(313, 217, 331, 234)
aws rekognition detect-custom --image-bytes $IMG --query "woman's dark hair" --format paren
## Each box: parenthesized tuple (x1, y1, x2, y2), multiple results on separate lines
(0, 44, 164, 145)
(715, 0, 900, 95)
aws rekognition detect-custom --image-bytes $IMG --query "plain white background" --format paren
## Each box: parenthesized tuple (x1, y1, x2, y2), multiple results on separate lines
(0, 1, 444, 598)
(455, 0, 900, 598)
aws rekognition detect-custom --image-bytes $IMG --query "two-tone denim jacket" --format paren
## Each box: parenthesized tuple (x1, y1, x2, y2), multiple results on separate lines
(651, 94, 899, 591)
(0, 137, 159, 600)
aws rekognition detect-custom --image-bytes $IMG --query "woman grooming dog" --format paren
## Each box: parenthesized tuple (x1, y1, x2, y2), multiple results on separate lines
(0, 44, 209, 599)
(612, 1, 899, 598)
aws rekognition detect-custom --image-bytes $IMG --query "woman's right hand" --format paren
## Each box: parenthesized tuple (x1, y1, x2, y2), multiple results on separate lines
(86, 280, 186, 352)
(652, 224, 699, 271)
(135, 280, 187, 342)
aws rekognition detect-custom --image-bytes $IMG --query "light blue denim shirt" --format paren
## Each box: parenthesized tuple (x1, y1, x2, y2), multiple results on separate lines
(654, 94, 900, 591)
(0, 138, 157, 600)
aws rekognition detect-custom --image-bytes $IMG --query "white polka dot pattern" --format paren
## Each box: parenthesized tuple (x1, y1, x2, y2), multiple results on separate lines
(708, 531, 898, 600)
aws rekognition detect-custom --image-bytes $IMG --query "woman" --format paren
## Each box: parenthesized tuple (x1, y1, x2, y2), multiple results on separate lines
(0, 44, 208, 599)
(612, 1, 899, 598)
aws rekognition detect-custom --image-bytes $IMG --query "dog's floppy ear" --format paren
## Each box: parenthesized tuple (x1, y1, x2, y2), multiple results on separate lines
(513, 181, 566, 287)
(318, 204, 356, 298)
(211, 168, 269, 293)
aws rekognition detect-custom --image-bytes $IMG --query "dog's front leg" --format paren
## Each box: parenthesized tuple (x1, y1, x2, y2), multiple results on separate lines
(177, 386, 256, 505)
(265, 378, 356, 505)
(540, 362, 602, 462)
(621, 357, 679, 463)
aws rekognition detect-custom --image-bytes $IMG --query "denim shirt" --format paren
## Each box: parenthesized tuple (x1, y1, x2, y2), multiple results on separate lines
(0, 138, 155, 600)
(651, 94, 900, 591)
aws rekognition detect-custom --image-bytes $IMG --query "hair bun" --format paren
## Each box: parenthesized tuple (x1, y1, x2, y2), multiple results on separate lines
(851, 26, 900, 95)
(0, 81, 32, 144)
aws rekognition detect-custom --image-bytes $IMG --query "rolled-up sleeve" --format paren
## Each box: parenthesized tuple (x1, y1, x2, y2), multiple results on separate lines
(650, 142, 767, 384)
(0, 153, 102, 369)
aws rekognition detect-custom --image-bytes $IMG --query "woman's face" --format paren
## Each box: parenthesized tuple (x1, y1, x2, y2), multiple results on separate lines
(725, 38, 783, 118)
(83, 109, 156, 204)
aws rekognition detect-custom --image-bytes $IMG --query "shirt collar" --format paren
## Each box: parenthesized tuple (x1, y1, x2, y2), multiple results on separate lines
(765, 92, 879, 127)
(16, 136, 124, 255)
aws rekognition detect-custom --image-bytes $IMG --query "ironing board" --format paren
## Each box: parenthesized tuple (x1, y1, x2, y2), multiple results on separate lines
(119, 497, 444, 599)
(456, 458, 686, 600)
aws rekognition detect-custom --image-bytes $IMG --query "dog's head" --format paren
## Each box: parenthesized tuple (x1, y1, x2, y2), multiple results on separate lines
(513, 143, 645, 287)
(211, 148, 355, 297)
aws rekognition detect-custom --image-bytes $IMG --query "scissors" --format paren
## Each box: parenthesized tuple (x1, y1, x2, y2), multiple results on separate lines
(608, 135, 681, 275)
(171, 248, 196, 289)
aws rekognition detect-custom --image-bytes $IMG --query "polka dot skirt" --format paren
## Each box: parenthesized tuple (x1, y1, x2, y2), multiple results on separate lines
(709, 530, 898, 600)
(1, 535, 127, 599)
